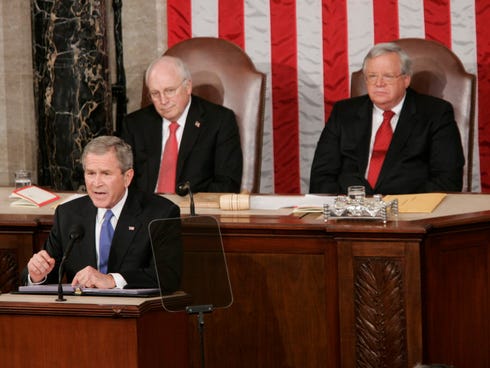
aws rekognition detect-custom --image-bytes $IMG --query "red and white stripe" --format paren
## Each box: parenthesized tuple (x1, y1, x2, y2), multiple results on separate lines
(167, 0, 489, 193)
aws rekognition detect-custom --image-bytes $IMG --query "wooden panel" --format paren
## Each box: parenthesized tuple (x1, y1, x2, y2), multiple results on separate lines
(187, 229, 339, 368)
(0, 231, 35, 292)
(423, 225, 490, 367)
(337, 238, 423, 368)
(0, 314, 139, 367)
(0, 311, 188, 368)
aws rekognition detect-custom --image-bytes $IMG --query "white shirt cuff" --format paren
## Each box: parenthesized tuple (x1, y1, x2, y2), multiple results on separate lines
(27, 274, 47, 285)
(109, 273, 127, 289)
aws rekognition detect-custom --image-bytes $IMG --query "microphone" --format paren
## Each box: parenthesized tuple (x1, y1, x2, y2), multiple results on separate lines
(177, 181, 196, 216)
(56, 224, 84, 302)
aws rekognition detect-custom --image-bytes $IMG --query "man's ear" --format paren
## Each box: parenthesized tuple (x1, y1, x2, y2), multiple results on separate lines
(124, 168, 135, 187)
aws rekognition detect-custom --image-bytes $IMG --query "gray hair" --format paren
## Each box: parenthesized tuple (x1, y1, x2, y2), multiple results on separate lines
(81, 136, 133, 173)
(362, 42, 412, 76)
(145, 55, 192, 86)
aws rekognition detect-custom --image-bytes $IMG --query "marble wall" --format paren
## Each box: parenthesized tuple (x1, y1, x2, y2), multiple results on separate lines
(0, 2, 37, 187)
(119, 0, 167, 114)
(33, 0, 114, 190)
(0, 0, 168, 187)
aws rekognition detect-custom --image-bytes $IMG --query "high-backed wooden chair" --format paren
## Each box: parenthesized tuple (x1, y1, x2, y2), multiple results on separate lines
(351, 38, 476, 192)
(142, 37, 266, 193)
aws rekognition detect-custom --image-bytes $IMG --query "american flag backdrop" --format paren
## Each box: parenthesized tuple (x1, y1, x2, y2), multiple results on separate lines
(166, 0, 490, 194)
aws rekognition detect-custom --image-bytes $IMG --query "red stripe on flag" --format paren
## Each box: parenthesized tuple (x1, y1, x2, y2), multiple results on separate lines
(322, 0, 350, 121)
(219, 1, 245, 48)
(476, 1, 490, 192)
(423, 0, 452, 48)
(270, 0, 300, 193)
(167, 0, 192, 47)
(373, 0, 399, 43)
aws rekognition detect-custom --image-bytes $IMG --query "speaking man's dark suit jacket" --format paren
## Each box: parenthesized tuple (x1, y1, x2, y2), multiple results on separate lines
(309, 88, 465, 195)
(22, 189, 182, 291)
(119, 95, 243, 194)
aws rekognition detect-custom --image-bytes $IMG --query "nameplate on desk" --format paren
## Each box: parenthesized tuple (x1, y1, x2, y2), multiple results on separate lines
(17, 284, 161, 297)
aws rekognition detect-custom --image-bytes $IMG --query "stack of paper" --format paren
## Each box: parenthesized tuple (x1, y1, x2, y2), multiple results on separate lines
(383, 193, 447, 213)
(10, 185, 60, 207)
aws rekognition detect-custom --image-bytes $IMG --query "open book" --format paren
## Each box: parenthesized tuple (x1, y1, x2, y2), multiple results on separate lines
(10, 185, 60, 207)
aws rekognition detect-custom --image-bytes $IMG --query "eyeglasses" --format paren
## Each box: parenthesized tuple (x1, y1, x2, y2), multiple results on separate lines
(149, 79, 187, 100)
(364, 73, 404, 85)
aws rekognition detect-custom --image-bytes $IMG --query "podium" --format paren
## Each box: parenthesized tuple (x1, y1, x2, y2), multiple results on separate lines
(0, 293, 190, 368)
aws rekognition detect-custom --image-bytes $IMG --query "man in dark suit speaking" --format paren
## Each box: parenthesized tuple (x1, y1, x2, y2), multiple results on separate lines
(119, 55, 243, 194)
(24, 136, 182, 291)
(309, 42, 465, 195)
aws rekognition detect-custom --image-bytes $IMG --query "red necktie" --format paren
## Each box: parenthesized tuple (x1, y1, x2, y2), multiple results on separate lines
(156, 122, 179, 193)
(367, 110, 395, 188)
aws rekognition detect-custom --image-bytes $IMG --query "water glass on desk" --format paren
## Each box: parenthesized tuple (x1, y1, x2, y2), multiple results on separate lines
(347, 185, 365, 203)
(14, 170, 32, 189)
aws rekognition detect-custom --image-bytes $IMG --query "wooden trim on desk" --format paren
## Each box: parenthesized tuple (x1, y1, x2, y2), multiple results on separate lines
(0, 292, 190, 318)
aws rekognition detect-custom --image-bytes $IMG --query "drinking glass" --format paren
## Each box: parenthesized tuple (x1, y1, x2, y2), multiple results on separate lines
(14, 170, 32, 189)
(347, 185, 365, 203)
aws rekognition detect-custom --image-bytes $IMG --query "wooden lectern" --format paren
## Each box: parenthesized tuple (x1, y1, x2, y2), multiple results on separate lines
(0, 293, 189, 368)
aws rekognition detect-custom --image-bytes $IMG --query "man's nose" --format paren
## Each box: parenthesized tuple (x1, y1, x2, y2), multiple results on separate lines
(93, 174, 103, 185)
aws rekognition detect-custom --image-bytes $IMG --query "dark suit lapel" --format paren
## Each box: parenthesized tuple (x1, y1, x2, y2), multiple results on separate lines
(177, 96, 205, 180)
(377, 89, 417, 186)
(73, 197, 98, 267)
(108, 191, 143, 272)
(145, 108, 164, 189)
(356, 99, 375, 175)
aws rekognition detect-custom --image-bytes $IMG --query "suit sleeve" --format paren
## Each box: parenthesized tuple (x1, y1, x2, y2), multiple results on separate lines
(309, 105, 343, 194)
(424, 102, 465, 192)
(20, 206, 68, 285)
(207, 108, 243, 193)
(120, 200, 182, 291)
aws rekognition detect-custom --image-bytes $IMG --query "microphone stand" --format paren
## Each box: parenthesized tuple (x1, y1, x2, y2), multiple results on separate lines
(56, 229, 83, 302)
(186, 304, 214, 368)
(177, 181, 196, 216)
(56, 257, 69, 302)
(188, 188, 196, 216)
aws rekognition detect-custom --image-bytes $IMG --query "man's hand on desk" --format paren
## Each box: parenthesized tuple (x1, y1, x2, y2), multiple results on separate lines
(27, 250, 55, 283)
(71, 266, 116, 289)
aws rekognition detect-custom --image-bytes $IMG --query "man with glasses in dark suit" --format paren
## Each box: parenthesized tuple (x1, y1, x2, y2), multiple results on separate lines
(309, 42, 464, 195)
(119, 56, 242, 194)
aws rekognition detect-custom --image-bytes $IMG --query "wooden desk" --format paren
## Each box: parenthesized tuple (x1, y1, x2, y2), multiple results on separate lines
(0, 293, 188, 368)
(1, 189, 490, 367)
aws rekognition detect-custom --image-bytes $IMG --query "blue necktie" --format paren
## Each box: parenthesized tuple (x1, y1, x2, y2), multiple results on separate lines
(99, 210, 114, 274)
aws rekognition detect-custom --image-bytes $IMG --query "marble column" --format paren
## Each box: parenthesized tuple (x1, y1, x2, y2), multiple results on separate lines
(32, 0, 112, 190)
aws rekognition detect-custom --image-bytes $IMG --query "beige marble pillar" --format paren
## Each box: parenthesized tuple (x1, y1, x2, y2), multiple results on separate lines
(120, 0, 168, 114)
(0, 2, 37, 187)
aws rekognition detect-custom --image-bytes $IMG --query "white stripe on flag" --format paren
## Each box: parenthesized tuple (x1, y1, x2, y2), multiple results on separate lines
(244, 0, 274, 193)
(297, 0, 325, 192)
(450, 0, 481, 191)
(347, 0, 374, 78)
(191, 0, 218, 37)
(398, 0, 425, 38)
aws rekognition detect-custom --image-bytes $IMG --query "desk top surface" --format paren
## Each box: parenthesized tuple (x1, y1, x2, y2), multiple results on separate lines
(2, 187, 490, 223)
